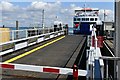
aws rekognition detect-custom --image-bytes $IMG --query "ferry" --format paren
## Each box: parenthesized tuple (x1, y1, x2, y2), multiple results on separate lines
(73, 8, 103, 35)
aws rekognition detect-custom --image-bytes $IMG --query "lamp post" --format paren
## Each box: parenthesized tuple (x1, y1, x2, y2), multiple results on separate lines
(42, 9, 45, 34)
(16, 21, 19, 39)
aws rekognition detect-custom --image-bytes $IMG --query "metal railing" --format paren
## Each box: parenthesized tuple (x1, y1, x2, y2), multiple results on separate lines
(86, 26, 104, 80)
(0, 27, 55, 42)
(99, 56, 120, 80)
(0, 29, 65, 56)
(87, 26, 120, 80)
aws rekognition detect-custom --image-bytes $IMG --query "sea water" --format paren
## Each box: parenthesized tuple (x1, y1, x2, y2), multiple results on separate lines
(68, 27, 73, 35)
(9, 27, 30, 30)
(8, 27, 30, 39)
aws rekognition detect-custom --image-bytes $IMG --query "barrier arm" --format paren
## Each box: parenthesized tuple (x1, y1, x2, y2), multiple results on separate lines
(0, 63, 88, 77)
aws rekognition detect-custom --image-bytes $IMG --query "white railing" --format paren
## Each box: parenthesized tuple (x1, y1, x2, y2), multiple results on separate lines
(86, 26, 104, 80)
(0, 27, 56, 42)
(0, 28, 65, 56)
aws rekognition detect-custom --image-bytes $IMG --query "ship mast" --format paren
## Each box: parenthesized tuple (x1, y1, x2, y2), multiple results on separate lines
(84, 3, 86, 16)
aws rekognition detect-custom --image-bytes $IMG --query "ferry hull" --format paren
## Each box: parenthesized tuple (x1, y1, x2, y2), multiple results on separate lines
(73, 22, 92, 35)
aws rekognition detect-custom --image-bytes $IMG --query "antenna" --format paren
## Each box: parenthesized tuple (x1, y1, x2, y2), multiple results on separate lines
(84, 3, 87, 16)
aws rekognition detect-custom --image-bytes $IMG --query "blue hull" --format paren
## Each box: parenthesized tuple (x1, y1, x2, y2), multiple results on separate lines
(73, 22, 92, 35)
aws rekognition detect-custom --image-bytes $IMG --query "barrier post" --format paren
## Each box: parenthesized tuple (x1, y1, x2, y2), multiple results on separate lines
(73, 65, 78, 80)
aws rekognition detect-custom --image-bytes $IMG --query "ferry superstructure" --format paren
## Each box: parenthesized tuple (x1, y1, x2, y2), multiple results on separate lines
(73, 8, 103, 35)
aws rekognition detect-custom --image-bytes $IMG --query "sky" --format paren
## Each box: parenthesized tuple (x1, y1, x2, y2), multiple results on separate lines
(0, 0, 115, 27)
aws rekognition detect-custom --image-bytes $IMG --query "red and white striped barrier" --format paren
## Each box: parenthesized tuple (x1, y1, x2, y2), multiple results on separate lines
(0, 63, 88, 77)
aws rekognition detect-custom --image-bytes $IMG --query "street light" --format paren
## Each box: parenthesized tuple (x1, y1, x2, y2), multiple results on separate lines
(42, 9, 45, 34)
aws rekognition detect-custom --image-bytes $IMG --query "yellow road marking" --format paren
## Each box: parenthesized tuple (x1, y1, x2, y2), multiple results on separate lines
(4, 36, 65, 63)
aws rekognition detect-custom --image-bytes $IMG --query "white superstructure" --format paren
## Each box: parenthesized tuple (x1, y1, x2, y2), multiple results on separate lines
(74, 8, 100, 23)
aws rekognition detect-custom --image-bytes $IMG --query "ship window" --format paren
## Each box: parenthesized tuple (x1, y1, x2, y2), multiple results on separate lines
(77, 18, 80, 21)
(95, 18, 97, 21)
(90, 18, 94, 21)
(74, 18, 76, 21)
(86, 18, 89, 21)
(82, 18, 85, 21)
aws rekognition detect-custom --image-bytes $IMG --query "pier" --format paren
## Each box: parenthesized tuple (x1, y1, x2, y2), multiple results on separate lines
(1, 34, 86, 79)
(1, 1, 120, 80)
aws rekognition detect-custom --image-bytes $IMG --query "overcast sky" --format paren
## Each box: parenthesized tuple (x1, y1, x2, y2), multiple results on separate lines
(0, 0, 114, 27)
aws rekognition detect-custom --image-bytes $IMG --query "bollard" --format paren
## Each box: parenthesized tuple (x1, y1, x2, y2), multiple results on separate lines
(73, 65, 78, 80)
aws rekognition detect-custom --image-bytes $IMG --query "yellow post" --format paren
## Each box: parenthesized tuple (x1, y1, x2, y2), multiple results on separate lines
(0, 28, 10, 43)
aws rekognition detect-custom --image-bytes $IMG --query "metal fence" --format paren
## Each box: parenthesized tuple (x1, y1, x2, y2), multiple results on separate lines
(0, 27, 55, 42)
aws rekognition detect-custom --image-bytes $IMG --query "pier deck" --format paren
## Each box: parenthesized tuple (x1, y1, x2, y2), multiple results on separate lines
(2, 35, 86, 80)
